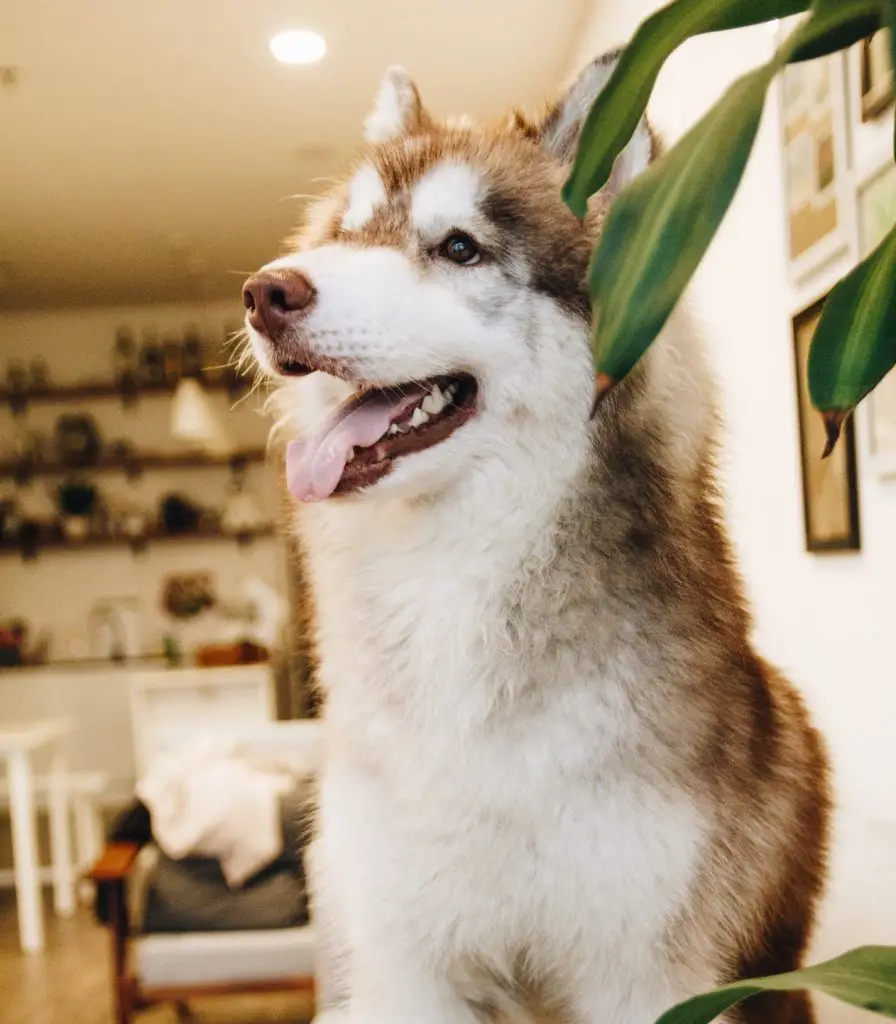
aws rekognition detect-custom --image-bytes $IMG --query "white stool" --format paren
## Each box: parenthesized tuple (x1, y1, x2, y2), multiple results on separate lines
(0, 719, 75, 951)
(0, 769, 108, 901)
(69, 771, 108, 886)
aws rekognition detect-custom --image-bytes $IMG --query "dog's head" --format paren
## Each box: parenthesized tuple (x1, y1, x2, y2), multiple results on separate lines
(245, 55, 653, 505)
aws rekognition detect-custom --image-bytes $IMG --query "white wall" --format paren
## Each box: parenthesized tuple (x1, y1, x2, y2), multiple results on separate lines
(0, 299, 287, 662)
(569, 3, 896, 1017)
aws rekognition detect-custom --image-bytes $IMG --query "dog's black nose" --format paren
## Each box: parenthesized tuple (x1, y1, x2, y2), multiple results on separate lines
(242, 269, 315, 338)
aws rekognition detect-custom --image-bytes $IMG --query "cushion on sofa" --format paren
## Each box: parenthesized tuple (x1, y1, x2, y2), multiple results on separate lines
(142, 853, 308, 933)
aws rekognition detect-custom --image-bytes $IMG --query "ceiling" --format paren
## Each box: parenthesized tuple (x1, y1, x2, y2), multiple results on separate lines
(0, 0, 591, 312)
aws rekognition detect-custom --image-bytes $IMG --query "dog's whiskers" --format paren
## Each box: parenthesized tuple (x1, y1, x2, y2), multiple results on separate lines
(279, 194, 321, 203)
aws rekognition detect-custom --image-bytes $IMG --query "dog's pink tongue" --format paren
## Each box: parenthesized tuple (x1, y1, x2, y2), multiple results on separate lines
(286, 387, 427, 502)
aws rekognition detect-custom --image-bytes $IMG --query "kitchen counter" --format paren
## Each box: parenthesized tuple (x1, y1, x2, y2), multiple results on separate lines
(0, 656, 168, 673)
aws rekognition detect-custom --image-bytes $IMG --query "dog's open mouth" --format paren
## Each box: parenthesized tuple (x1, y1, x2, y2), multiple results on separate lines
(286, 374, 478, 502)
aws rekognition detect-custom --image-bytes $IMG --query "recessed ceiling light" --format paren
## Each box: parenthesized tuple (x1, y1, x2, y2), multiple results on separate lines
(269, 30, 326, 65)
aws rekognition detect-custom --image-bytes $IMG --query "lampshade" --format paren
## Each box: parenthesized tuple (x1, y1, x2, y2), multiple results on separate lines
(170, 379, 234, 455)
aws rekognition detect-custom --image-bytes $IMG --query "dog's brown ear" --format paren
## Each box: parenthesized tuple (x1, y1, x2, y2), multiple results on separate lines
(539, 51, 655, 195)
(364, 66, 434, 143)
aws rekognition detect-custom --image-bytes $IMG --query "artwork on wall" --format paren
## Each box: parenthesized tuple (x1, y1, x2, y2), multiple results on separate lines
(860, 30, 895, 122)
(857, 158, 896, 478)
(858, 159, 896, 251)
(779, 52, 851, 281)
(792, 297, 861, 553)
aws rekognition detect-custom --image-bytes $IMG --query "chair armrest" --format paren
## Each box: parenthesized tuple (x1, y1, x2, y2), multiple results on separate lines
(89, 844, 140, 997)
(89, 841, 143, 882)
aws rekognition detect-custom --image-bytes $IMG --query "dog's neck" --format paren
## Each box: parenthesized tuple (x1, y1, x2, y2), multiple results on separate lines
(291, 310, 747, 731)
(299, 411, 588, 587)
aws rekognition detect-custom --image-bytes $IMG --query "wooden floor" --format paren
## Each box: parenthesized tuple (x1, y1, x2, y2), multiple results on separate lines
(0, 891, 314, 1024)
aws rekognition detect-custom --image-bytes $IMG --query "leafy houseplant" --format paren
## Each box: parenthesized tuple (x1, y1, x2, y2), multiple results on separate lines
(562, 0, 896, 1019)
(564, 0, 896, 456)
(655, 946, 896, 1023)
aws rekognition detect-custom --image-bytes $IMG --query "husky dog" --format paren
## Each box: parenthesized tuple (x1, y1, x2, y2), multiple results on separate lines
(243, 54, 829, 1024)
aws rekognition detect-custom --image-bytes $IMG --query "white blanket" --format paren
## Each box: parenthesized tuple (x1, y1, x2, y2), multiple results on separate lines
(136, 737, 295, 888)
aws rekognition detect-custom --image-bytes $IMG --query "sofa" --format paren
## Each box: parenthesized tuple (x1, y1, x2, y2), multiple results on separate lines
(90, 719, 321, 1024)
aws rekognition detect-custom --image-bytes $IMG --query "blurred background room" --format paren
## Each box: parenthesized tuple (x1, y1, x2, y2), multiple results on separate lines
(0, 2, 894, 1023)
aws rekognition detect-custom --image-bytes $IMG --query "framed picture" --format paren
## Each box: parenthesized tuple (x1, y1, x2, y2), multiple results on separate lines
(857, 158, 896, 477)
(860, 30, 894, 121)
(779, 52, 852, 281)
(792, 297, 861, 552)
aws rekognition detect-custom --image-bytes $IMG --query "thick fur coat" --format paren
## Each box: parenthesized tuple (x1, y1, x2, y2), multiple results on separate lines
(245, 54, 830, 1024)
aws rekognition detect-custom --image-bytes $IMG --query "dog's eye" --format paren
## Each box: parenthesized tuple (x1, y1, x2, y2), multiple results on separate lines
(438, 233, 481, 266)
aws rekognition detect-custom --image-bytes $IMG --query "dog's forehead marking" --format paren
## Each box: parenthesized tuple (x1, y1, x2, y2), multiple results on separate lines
(410, 161, 482, 237)
(342, 164, 388, 231)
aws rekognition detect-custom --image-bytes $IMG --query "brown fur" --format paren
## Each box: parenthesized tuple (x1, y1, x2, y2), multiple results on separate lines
(588, 369, 830, 1022)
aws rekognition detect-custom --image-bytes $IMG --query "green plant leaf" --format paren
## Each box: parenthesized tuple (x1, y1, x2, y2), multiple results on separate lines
(584, 0, 891, 404)
(655, 946, 896, 1024)
(785, 0, 885, 62)
(808, 222, 896, 452)
(587, 65, 773, 396)
(561, 0, 812, 216)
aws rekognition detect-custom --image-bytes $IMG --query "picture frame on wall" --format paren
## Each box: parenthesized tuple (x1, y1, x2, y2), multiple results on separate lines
(860, 30, 895, 121)
(857, 157, 896, 478)
(779, 52, 852, 282)
(792, 297, 861, 552)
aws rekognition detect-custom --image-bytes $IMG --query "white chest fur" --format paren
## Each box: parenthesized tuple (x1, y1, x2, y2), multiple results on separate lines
(302, 494, 708, 1019)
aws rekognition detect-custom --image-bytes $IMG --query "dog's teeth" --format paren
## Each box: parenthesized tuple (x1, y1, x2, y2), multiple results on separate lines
(388, 424, 399, 436)
(410, 407, 430, 428)
(347, 447, 356, 462)
(422, 386, 445, 416)
(444, 384, 456, 402)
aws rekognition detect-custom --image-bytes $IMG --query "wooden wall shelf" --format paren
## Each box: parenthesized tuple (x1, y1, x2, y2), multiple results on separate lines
(0, 448, 268, 481)
(0, 522, 276, 558)
(0, 375, 249, 412)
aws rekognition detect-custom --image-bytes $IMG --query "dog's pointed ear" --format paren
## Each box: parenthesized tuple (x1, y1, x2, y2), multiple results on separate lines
(539, 51, 656, 194)
(364, 66, 432, 143)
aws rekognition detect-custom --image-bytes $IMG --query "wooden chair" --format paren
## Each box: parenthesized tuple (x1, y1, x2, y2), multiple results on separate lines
(89, 719, 320, 1024)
